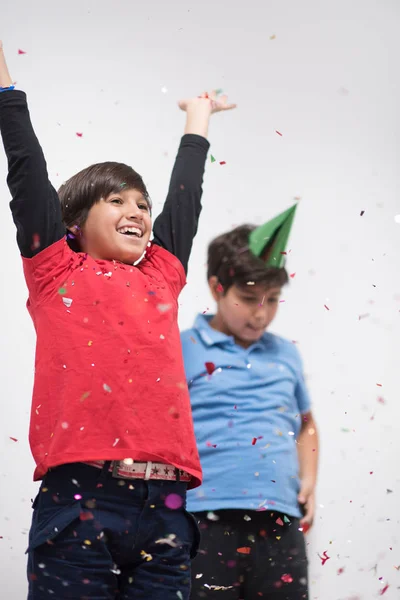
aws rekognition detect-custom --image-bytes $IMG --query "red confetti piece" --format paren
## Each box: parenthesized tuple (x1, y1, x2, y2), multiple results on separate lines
(276, 130, 283, 136)
(219, 161, 226, 165)
(252, 437, 257, 445)
(302, 522, 311, 534)
(79, 511, 94, 521)
(337, 567, 345, 575)
(31, 233, 41, 251)
(290, 273, 296, 278)
(318, 551, 330, 566)
(380, 584, 389, 595)
(205, 362, 216, 375)
(237, 547, 251, 554)
(76, 132, 83, 137)
(276, 517, 284, 526)
(18, 49, 27, 55)
(9, 437, 18, 442)
(281, 574, 293, 583)
(216, 283, 224, 293)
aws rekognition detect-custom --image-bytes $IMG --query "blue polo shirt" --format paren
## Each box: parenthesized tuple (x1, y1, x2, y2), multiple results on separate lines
(181, 314, 312, 518)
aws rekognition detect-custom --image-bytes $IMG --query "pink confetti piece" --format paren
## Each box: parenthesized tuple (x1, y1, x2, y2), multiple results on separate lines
(281, 574, 293, 583)
(9, 437, 18, 442)
(216, 283, 224, 293)
(76, 132, 83, 138)
(318, 551, 330, 566)
(377, 396, 385, 404)
(206, 441, 217, 448)
(276, 130, 283, 136)
(18, 49, 27, 55)
(31, 233, 41, 251)
(165, 493, 183, 510)
(276, 517, 284, 526)
(205, 362, 216, 375)
(376, 383, 382, 387)
(290, 273, 296, 278)
(380, 584, 389, 595)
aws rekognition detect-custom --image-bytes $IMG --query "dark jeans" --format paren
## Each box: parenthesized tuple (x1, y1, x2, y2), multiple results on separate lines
(27, 462, 200, 599)
(190, 509, 308, 600)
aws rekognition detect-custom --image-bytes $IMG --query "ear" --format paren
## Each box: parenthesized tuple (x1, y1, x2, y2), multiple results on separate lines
(208, 276, 223, 302)
(67, 224, 81, 237)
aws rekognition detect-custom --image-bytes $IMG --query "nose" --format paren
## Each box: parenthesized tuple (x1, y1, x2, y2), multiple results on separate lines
(253, 302, 270, 324)
(126, 203, 143, 220)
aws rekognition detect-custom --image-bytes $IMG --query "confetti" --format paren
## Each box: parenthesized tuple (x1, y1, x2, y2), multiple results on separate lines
(31, 233, 41, 250)
(103, 383, 112, 393)
(237, 547, 251, 554)
(216, 283, 224, 293)
(9, 437, 18, 442)
(176, 592, 183, 600)
(18, 49, 27, 55)
(62, 297, 73, 308)
(157, 303, 172, 313)
(76, 132, 83, 138)
(275, 131, 283, 136)
(219, 161, 226, 165)
(252, 438, 257, 445)
(337, 567, 345, 575)
(205, 362, 216, 375)
(155, 534, 178, 548)
(380, 584, 389, 595)
(165, 494, 183, 510)
(290, 273, 296, 278)
(318, 551, 330, 565)
(140, 550, 152, 561)
(210, 155, 216, 163)
(360, 210, 365, 216)
(276, 517, 284, 526)
(161, 86, 168, 94)
(270, 34, 276, 40)
(281, 574, 293, 583)
(324, 305, 330, 311)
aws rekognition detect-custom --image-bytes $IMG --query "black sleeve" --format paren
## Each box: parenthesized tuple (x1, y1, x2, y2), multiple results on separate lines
(152, 133, 210, 274)
(0, 90, 65, 258)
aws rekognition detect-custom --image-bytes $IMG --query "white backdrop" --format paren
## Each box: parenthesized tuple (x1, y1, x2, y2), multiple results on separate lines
(0, 0, 399, 598)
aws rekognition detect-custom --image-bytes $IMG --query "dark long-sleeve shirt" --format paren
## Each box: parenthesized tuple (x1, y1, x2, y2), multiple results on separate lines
(0, 90, 210, 273)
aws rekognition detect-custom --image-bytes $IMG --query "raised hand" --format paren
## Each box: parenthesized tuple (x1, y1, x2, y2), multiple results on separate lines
(0, 41, 14, 89)
(178, 89, 237, 114)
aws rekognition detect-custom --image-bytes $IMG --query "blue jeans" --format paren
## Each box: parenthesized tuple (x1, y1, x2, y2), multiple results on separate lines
(27, 462, 200, 599)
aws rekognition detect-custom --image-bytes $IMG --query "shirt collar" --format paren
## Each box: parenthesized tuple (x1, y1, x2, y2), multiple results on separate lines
(193, 314, 236, 347)
(193, 313, 273, 351)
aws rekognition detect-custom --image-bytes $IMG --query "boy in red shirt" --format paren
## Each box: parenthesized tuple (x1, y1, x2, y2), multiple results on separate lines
(0, 42, 235, 599)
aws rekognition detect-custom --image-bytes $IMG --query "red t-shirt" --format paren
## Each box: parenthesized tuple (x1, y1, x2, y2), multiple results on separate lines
(22, 237, 202, 489)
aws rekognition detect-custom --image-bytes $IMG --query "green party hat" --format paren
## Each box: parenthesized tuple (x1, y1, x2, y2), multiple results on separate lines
(248, 204, 297, 268)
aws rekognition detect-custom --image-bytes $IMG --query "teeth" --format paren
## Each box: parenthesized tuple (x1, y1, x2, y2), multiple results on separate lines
(118, 226, 142, 237)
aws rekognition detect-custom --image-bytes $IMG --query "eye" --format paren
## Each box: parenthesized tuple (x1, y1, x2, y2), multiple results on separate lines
(139, 203, 149, 211)
(269, 297, 279, 304)
(111, 198, 123, 204)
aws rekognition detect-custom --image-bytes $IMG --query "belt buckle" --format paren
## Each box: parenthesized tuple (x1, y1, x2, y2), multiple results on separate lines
(112, 460, 121, 479)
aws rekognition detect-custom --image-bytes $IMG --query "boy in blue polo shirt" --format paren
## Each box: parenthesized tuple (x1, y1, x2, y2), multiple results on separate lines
(181, 209, 319, 599)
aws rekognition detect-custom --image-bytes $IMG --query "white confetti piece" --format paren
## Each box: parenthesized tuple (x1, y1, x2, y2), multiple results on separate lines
(62, 297, 73, 308)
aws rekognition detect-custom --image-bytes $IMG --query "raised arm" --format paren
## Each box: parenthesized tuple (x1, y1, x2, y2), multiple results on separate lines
(0, 42, 65, 258)
(152, 91, 236, 274)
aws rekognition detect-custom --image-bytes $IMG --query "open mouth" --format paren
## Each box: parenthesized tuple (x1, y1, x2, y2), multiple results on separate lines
(117, 227, 143, 238)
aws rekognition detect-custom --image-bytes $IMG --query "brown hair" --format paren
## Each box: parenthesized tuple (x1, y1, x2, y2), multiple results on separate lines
(207, 224, 289, 293)
(58, 161, 151, 233)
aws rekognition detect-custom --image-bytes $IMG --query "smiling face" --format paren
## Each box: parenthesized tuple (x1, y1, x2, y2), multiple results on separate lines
(70, 188, 152, 264)
(209, 278, 282, 348)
